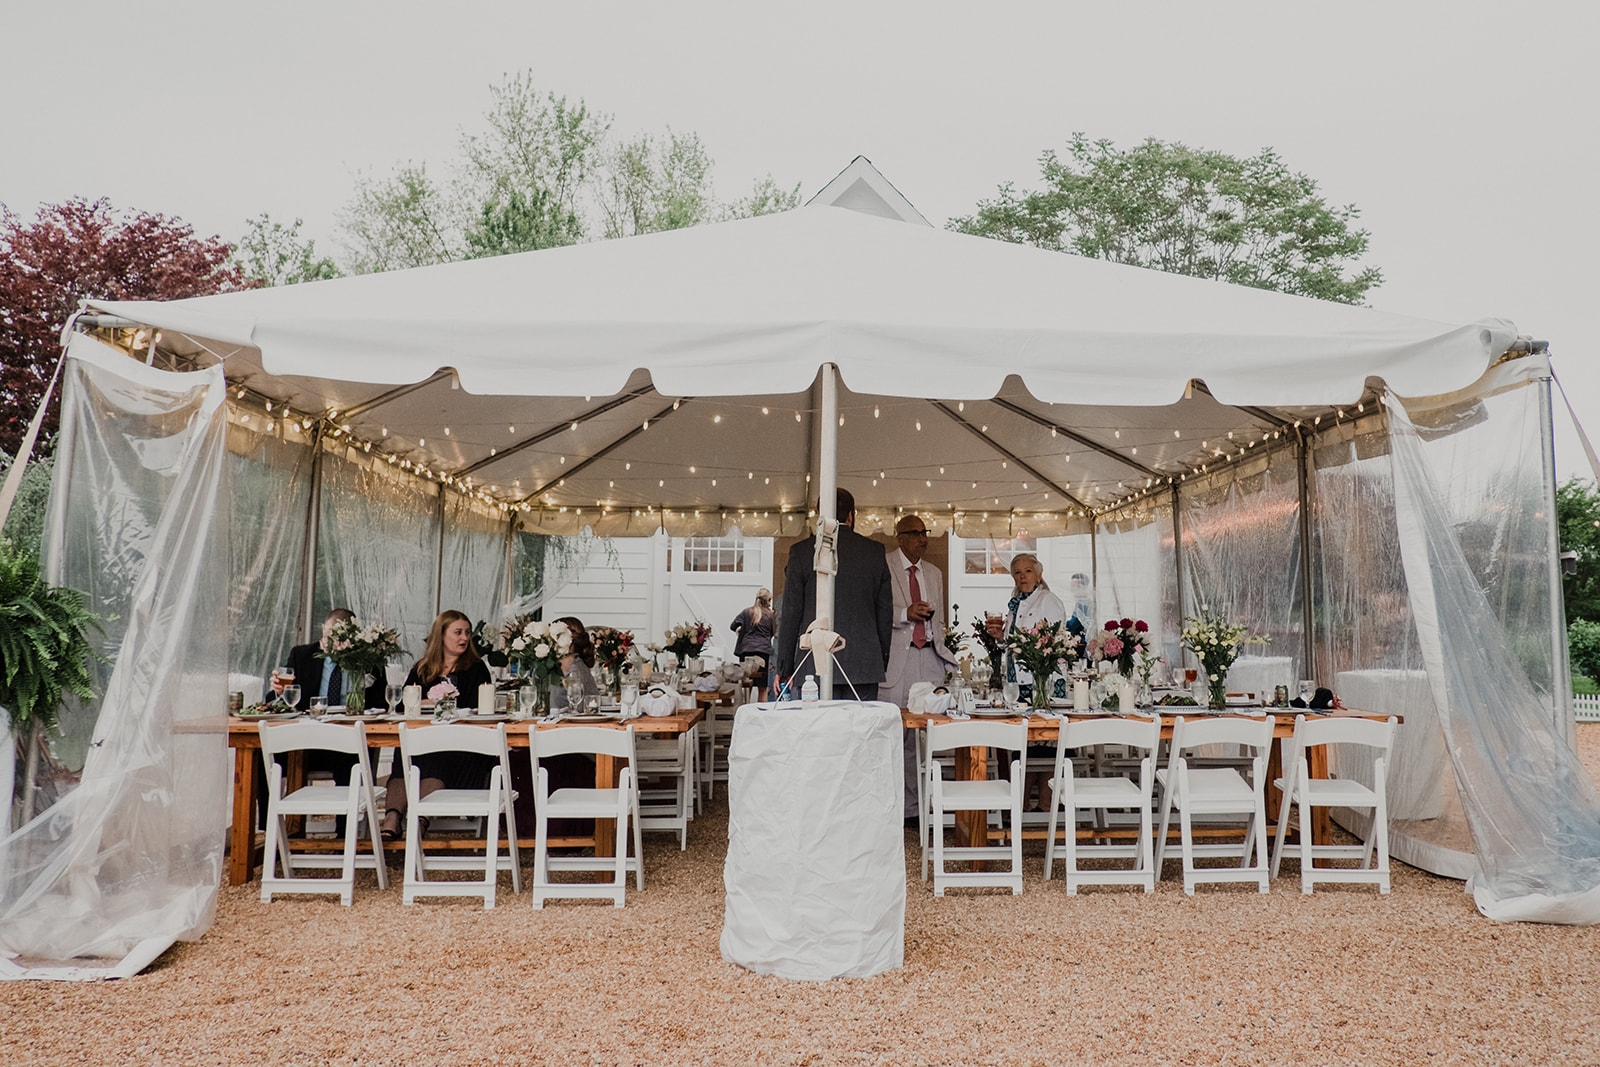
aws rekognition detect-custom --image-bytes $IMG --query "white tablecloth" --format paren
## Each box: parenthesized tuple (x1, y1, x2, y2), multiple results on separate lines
(720, 699, 905, 980)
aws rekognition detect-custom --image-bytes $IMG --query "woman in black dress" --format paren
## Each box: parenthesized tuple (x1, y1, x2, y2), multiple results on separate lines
(379, 609, 493, 840)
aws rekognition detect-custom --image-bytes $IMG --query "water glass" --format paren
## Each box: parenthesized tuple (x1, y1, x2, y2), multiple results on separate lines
(516, 685, 538, 718)
(385, 684, 404, 715)
(1002, 681, 1020, 708)
(280, 684, 301, 710)
(1298, 678, 1316, 704)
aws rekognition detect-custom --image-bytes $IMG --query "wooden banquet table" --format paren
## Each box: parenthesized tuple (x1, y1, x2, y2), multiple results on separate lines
(223, 708, 704, 887)
(901, 707, 1399, 851)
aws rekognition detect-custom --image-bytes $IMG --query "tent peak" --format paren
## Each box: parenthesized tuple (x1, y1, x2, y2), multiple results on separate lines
(806, 156, 931, 227)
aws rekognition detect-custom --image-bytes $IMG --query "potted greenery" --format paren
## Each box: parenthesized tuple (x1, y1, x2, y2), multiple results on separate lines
(1, 537, 101, 826)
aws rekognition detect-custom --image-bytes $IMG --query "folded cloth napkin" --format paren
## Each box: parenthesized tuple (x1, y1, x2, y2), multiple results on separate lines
(695, 671, 720, 693)
(906, 681, 936, 715)
(924, 690, 954, 717)
(639, 685, 679, 717)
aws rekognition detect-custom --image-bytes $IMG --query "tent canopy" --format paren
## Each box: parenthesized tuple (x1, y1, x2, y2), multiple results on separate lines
(87, 200, 1518, 536)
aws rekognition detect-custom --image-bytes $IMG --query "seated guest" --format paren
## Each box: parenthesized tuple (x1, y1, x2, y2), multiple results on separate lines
(554, 616, 602, 708)
(379, 610, 493, 840)
(509, 616, 600, 836)
(261, 608, 386, 831)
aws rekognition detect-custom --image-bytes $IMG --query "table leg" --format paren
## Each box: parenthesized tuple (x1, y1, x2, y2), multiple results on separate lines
(594, 753, 624, 861)
(952, 745, 988, 850)
(229, 747, 258, 887)
(1306, 743, 1331, 844)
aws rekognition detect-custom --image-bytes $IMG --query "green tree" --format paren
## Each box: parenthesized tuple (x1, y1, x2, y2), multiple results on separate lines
(597, 129, 715, 239)
(723, 174, 804, 220)
(335, 72, 793, 273)
(337, 162, 462, 273)
(950, 133, 1383, 305)
(0, 453, 53, 554)
(230, 213, 340, 287)
(1568, 620, 1600, 686)
(1557, 477, 1600, 623)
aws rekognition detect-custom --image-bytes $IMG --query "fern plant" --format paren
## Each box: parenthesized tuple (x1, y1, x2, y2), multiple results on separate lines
(0, 538, 101, 734)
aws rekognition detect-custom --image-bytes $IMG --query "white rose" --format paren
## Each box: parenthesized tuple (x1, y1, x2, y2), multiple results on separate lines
(534, 642, 551, 658)
(512, 636, 528, 651)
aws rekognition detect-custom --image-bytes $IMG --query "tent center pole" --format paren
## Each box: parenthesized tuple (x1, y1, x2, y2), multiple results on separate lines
(297, 427, 326, 644)
(1296, 427, 1318, 685)
(816, 364, 838, 696)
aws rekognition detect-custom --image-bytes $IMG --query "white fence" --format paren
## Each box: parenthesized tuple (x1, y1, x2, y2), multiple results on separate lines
(1575, 694, 1600, 723)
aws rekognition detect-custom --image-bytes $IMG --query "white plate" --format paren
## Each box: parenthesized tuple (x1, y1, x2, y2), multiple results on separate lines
(969, 706, 1027, 718)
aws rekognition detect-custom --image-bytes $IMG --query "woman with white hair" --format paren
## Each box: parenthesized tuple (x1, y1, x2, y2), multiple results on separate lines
(730, 588, 775, 665)
(984, 553, 1073, 698)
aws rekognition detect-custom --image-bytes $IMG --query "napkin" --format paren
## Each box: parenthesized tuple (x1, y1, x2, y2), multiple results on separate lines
(906, 681, 935, 715)
(639, 686, 679, 718)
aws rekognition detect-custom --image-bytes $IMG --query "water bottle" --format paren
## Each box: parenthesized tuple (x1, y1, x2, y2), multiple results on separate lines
(800, 674, 819, 702)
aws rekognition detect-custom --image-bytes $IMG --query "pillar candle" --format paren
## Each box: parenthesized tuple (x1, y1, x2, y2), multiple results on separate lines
(478, 682, 496, 715)
(1073, 678, 1091, 711)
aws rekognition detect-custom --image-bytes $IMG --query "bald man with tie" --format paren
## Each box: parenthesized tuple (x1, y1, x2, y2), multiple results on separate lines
(882, 514, 958, 821)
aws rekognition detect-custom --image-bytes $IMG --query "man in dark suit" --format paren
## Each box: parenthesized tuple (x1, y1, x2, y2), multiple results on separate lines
(274, 608, 386, 714)
(775, 488, 893, 701)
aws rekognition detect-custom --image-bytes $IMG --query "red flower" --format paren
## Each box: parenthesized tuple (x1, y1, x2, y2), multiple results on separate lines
(1119, 618, 1134, 630)
(1104, 621, 1119, 631)
(1134, 620, 1149, 632)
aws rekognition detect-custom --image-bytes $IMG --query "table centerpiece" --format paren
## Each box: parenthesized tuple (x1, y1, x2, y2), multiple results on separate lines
(502, 615, 574, 716)
(1180, 609, 1268, 709)
(1004, 618, 1083, 709)
(590, 625, 635, 695)
(319, 617, 403, 713)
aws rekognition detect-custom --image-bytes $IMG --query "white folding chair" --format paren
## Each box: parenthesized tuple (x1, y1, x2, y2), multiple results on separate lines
(1271, 714, 1397, 894)
(634, 729, 693, 849)
(925, 719, 1027, 896)
(698, 698, 738, 800)
(396, 723, 521, 908)
(1154, 714, 1276, 895)
(530, 725, 643, 908)
(258, 721, 388, 905)
(1044, 714, 1161, 893)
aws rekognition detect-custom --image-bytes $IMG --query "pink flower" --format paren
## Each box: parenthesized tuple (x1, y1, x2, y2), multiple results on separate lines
(1103, 636, 1124, 657)
(427, 681, 459, 701)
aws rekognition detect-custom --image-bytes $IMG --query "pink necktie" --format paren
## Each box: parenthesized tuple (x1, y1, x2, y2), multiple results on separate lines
(908, 565, 927, 648)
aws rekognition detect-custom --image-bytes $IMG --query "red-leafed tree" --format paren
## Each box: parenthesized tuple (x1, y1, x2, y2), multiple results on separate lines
(0, 197, 255, 456)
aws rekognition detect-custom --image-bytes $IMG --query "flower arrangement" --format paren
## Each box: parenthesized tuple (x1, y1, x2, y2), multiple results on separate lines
(1004, 619, 1083, 708)
(590, 626, 635, 692)
(1088, 618, 1151, 679)
(1180, 609, 1268, 708)
(661, 620, 713, 664)
(503, 615, 574, 680)
(970, 613, 1005, 678)
(319, 618, 403, 712)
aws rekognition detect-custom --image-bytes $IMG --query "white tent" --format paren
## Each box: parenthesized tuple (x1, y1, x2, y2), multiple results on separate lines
(4, 160, 1598, 980)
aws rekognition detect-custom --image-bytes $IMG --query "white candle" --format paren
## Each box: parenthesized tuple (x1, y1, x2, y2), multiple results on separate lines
(478, 682, 496, 715)
(1073, 678, 1091, 711)
(402, 685, 422, 718)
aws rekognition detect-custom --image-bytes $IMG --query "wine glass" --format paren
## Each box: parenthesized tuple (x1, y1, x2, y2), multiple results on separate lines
(563, 675, 585, 713)
(1298, 678, 1316, 704)
(1184, 668, 1198, 685)
(385, 683, 403, 716)
(280, 684, 301, 711)
(1002, 680, 1020, 708)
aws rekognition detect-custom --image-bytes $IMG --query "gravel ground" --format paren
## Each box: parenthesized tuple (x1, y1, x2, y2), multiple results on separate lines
(7, 726, 1600, 1066)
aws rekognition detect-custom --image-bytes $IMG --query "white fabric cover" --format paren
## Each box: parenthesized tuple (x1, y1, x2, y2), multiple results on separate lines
(721, 700, 904, 980)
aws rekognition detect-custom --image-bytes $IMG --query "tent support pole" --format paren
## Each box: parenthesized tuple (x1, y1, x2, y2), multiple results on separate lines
(297, 428, 326, 644)
(1170, 485, 1186, 672)
(1538, 375, 1574, 737)
(434, 487, 447, 620)
(816, 364, 838, 696)
(1296, 428, 1317, 685)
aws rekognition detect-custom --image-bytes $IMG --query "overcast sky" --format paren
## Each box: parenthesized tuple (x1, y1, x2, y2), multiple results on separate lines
(6, 1, 1597, 477)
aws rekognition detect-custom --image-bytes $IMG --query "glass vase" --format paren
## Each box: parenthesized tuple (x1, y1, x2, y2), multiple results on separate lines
(1030, 679, 1052, 710)
(345, 683, 366, 714)
(1208, 674, 1228, 710)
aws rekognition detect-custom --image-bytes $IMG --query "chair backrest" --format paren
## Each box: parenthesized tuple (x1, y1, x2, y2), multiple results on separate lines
(534, 723, 636, 762)
(398, 721, 510, 761)
(926, 719, 1027, 758)
(1060, 714, 1161, 753)
(1168, 714, 1276, 758)
(1291, 713, 1397, 754)
(258, 719, 368, 758)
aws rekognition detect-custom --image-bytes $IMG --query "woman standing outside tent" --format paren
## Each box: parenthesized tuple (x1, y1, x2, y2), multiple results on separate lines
(730, 589, 775, 665)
